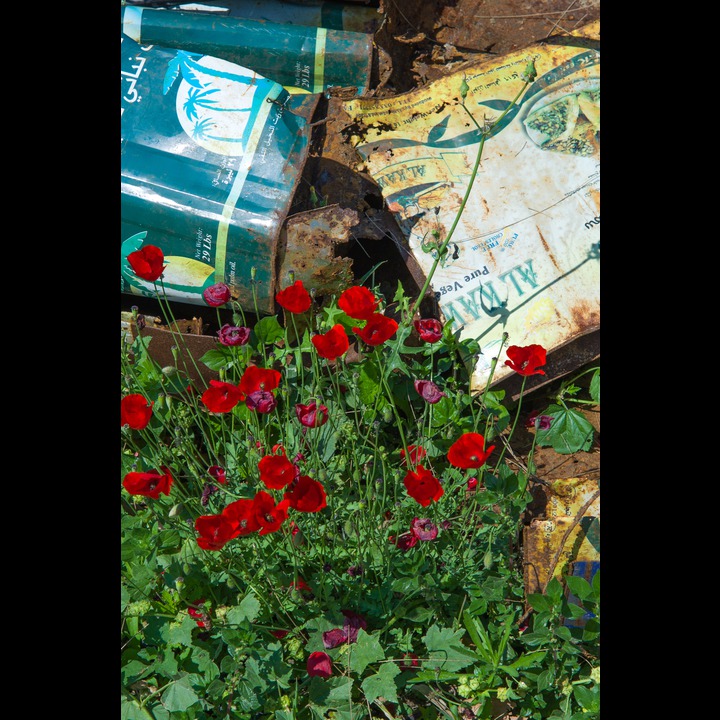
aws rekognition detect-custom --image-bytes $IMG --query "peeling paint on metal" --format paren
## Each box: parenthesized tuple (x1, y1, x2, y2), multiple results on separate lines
(341, 21, 600, 391)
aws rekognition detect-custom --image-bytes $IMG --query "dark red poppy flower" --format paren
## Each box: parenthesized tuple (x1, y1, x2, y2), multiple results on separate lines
(200, 483, 218, 506)
(296, 401, 329, 428)
(342, 610, 367, 642)
(504, 344, 547, 376)
(271, 629, 290, 639)
(414, 379, 446, 404)
(258, 452, 297, 490)
(127, 245, 165, 282)
(121, 393, 153, 430)
(403, 465, 444, 507)
(217, 324, 251, 346)
(252, 491, 290, 535)
(399, 652, 419, 671)
(195, 513, 237, 550)
(352, 313, 398, 346)
(526, 414, 553, 430)
(276, 279, 312, 313)
(414, 318, 443, 343)
(284, 475, 327, 513)
(208, 465, 227, 485)
(400, 445, 427, 466)
(239, 365, 282, 395)
(246, 389, 277, 414)
(347, 565, 363, 577)
(338, 286, 378, 320)
(307, 651, 333, 678)
(201, 380, 244, 413)
(203, 282, 232, 307)
(312, 324, 349, 360)
(411, 517, 438, 541)
(467, 477, 479, 491)
(122, 467, 174, 499)
(390, 532, 419, 551)
(322, 628, 348, 649)
(447, 432, 495, 469)
(187, 600, 208, 628)
(222, 498, 261, 536)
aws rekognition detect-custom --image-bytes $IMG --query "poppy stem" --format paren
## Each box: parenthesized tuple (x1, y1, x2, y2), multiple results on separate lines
(493, 375, 528, 470)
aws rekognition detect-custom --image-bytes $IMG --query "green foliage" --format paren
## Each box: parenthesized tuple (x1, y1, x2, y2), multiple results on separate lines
(121, 68, 599, 718)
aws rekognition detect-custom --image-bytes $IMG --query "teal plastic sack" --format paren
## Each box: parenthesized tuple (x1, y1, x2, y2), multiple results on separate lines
(121, 33, 315, 313)
(121, 5, 373, 95)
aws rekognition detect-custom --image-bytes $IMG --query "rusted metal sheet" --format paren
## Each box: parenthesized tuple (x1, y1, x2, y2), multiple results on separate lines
(278, 205, 358, 295)
(341, 21, 600, 392)
(523, 476, 599, 620)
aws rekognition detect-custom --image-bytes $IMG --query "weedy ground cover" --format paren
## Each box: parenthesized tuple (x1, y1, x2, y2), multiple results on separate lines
(121, 61, 600, 720)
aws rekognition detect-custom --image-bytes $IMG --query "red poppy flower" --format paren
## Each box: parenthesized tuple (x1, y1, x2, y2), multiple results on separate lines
(284, 475, 327, 513)
(121, 394, 153, 430)
(400, 445, 427, 466)
(208, 465, 227, 485)
(411, 517, 438, 541)
(403, 465, 444, 507)
(467, 477, 479, 491)
(447, 432, 496, 469)
(195, 513, 237, 550)
(246, 389, 277, 413)
(414, 379, 446, 404)
(338, 286, 378, 320)
(290, 577, 311, 593)
(252, 491, 290, 535)
(414, 318, 443, 343)
(201, 380, 244, 413)
(203, 282, 232, 307)
(239, 365, 282, 395)
(222, 498, 261, 536)
(276, 279, 312, 313)
(217, 324, 251, 346)
(295, 401, 329, 428)
(122, 467, 174, 499)
(504, 344, 547, 376)
(258, 452, 297, 490)
(307, 651, 333, 678)
(312, 324, 349, 360)
(352, 313, 398, 346)
(271, 629, 290, 639)
(127, 245, 165, 282)
(187, 600, 208, 628)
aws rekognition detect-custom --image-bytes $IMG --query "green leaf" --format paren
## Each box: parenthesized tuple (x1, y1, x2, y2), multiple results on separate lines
(361, 661, 401, 704)
(565, 575, 593, 601)
(349, 630, 385, 675)
(253, 315, 284, 345)
(161, 678, 200, 712)
(507, 650, 547, 669)
(422, 625, 477, 672)
(574, 684, 600, 712)
(589, 370, 600, 404)
(164, 615, 197, 647)
(309, 676, 355, 709)
(546, 577, 564, 603)
(120, 698, 154, 720)
(199, 347, 234, 371)
(536, 405, 594, 454)
(357, 360, 381, 406)
(226, 593, 261, 625)
(527, 594, 553, 613)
